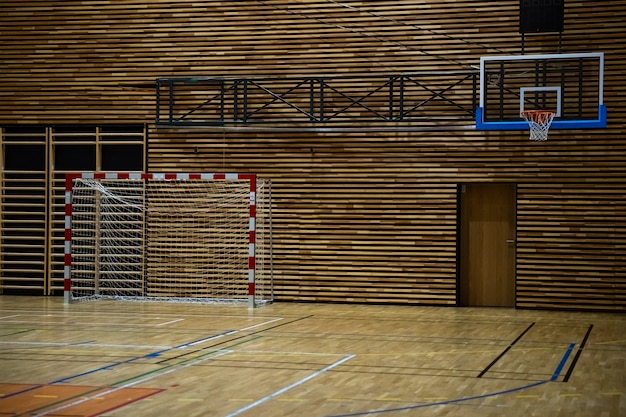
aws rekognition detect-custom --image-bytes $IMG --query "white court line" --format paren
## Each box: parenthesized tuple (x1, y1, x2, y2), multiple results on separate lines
(0, 341, 172, 350)
(0, 309, 286, 324)
(17, 316, 350, 416)
(0, 320, 172, 327)
(0, 333, 236, 350)
(1, 316, 284, 328)
(0, 311, 161, 318)
(0, 314, 20, 320)
(229, 349, 347, 357)
(32, 349, 234, 417)
(0, 317, 276, 349)
(0, 341, 78, 347)
(76, 342, 173, 350)
(156, 318, 185, 326)
(183, 331, 238, 347)
(224, 354, 356, 417)
(0, 308, 284, 320)
(240, 317, 283, 331)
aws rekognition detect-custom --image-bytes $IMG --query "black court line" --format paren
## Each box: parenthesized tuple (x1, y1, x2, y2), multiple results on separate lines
(562, 324, 593, 382)
(477, 322, 535, 378)
(155, 315, 314, 364)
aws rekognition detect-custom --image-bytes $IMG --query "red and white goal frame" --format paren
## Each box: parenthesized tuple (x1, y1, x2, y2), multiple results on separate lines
(64, 172, 269, 308)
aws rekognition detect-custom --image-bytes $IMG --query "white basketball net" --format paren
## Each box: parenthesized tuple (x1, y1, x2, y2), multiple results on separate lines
(521, 110, 555, 141)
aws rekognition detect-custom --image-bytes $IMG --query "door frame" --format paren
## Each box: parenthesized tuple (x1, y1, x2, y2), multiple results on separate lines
(457, 183, 517, 307)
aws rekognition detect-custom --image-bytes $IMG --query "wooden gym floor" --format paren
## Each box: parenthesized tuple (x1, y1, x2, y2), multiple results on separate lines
(0, 296, 624, 417)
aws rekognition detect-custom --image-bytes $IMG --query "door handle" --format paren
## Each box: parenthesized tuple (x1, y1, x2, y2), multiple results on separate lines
(506, 239, 516, 243)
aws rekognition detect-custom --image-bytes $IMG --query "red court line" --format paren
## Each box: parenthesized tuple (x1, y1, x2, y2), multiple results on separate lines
(0, 383, 162, 417)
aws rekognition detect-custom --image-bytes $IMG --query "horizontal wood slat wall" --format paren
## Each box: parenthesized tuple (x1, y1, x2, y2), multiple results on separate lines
(517, 184, 626, 311)
(1, 0, 625, 309)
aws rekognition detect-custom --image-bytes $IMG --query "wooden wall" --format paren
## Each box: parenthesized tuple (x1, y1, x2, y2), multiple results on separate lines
(1, 0, 625, 310)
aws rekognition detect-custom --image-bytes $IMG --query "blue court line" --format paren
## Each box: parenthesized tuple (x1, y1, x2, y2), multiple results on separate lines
(325, 342, 577, 417)
(0, 330, 234, 399)
(51, 330, 236, 383)
(551, 342, 576, 382)
(326, 380, 549, 417)
(564, 325, 593, 382)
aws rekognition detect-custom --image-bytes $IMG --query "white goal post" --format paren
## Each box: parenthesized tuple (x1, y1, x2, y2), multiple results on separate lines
(64, 172, 272, 307)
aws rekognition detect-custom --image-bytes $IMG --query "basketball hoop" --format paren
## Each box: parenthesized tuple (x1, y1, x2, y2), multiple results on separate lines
(521, 110, 556, 141)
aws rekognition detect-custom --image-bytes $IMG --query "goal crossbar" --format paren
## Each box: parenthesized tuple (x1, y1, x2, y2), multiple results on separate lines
(64, 172, 271, 308)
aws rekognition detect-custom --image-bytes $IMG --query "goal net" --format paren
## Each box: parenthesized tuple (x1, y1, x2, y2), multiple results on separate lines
(64, 173, 272, 307)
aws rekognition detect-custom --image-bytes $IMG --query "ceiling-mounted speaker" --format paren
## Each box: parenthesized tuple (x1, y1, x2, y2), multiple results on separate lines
(519, 0, 564, 34)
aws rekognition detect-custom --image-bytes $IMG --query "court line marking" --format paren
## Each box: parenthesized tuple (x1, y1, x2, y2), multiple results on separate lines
(0, 319, 282, 349)
(325, 342, 577, 417)
(0, 341, 172, 350)
(0, 319, 182, 327)
(327, 382, 550, 417)
(0, 329, 35, 337)
(477, 322, 535, 378)
(182, 331, 237, 347)
(29, 350, 234, 417)
(0, 317, 284, 349)
(227, 349, 347, 357)
(224, 354, 356, 417)
(1, 315, 298, 399)
(593, 339, 626, 345)
(19, 337, 263, 416)
(552, 342, 575, 381)
(9, 316, 312, 417)
(0, 341, 88, 347)
(1, 316, 285, 329)
(240, 317, 284, 331)
(50, 330, 237, 383)
(1, 330, 237, 400)
(76, 342, 173, 349)
(156, 318, 184, 326)
(563, 325, 593, 382)
(0, 309, 285, 321)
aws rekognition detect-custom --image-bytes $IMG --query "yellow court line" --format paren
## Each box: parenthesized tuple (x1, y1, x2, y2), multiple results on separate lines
(227, 345, 567, 359)
(376, 396, 404, 402)
(593, 339, 626, 345)
(357, 346, 568, 356)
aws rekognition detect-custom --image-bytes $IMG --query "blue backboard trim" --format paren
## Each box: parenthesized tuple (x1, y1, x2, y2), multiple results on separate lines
(475, 105, 607, 131)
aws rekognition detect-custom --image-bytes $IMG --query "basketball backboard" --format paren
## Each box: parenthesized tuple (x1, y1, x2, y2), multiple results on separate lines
(476, 52, 606, 130)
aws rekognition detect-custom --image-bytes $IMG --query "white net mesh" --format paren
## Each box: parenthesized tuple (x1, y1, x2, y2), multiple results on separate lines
(69, 176, 272, 305)
(521, 110, 555, 141)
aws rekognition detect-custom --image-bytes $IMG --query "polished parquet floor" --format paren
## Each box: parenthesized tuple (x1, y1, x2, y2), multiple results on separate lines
(0, 296, 624, 416)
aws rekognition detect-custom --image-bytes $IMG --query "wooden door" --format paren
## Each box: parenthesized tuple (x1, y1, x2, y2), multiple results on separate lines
(460, 183, 516, 307)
